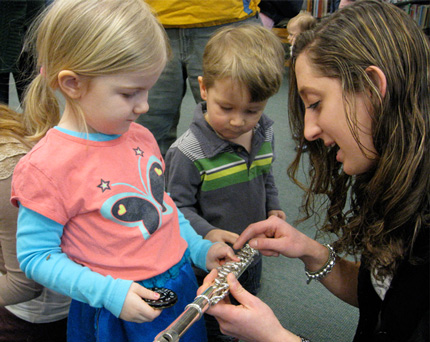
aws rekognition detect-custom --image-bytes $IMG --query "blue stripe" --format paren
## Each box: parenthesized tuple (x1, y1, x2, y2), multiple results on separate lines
(54, 126, 120, 141)
(242, 0, 253, 14)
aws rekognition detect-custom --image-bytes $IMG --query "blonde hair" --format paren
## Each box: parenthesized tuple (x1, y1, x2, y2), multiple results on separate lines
(287, 12, 317, 33)
(202, 24, 285, 102)
(0, 104, 33, 150)
(23, 0, 170, 140)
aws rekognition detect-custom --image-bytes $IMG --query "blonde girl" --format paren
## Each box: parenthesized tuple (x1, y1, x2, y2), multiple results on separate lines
(11, 1, 235, 341)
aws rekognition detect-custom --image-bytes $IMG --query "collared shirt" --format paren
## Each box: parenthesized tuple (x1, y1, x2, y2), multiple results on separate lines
(165, 102, 282, 239)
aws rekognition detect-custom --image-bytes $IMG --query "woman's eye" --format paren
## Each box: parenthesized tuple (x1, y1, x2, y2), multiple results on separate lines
(307, 101, 320, 110)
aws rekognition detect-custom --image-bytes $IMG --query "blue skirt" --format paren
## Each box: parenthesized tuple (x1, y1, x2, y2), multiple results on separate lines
(67, 256, 207, 342)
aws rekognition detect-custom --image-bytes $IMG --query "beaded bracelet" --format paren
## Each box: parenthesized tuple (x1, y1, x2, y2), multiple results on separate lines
(304, 244, 337, 284)
(299, 335, 311, 342)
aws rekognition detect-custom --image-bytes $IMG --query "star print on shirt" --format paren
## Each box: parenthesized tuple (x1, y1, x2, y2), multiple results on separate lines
(133, 147, 144, 156)
(97, 179, 111, 192)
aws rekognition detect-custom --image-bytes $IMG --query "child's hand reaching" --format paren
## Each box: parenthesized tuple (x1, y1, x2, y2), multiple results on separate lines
(206, 242, 239, 270)
(119, 282, 163, 323)
(205, 229, 239, 244)
(268, 209, 286, 221)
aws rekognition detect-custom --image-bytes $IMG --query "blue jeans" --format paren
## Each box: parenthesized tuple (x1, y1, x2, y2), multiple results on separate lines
(135, 16, 261, 155)
(67, 261, 207, 342)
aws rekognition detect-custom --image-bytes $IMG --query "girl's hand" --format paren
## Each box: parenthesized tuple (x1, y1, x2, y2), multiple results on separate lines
(205, 229, 239, 244)
(200, 271, 300, 342)
(206, 242, 239, 270)
(119, 282, 163, 323)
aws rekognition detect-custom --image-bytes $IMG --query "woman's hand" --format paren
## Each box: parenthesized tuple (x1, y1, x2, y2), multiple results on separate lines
(234, 216, 314, 259)
(119, 282, 163, 323)
(199, 270, 300, 342)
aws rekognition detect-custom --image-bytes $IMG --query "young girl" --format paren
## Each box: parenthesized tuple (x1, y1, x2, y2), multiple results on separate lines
(11, 1, 236, 341)
(199, 1, 429, 341)
(0, 104, 70, 342)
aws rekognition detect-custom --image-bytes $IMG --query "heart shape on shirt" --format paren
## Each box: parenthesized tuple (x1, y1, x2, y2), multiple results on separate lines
(118, 204, 127, 216)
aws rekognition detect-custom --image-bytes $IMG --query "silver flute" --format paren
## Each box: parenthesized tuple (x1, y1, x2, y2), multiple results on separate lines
(154, 244, 258, 342)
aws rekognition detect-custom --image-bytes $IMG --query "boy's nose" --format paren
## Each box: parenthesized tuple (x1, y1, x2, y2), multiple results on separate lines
(230, 114, 245, 127)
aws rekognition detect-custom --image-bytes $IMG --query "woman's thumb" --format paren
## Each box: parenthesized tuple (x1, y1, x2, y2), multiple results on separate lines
(227, 273, 248, 301)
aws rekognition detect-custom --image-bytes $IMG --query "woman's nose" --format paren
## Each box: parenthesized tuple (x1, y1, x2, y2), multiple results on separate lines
(303, 112, 322, 141)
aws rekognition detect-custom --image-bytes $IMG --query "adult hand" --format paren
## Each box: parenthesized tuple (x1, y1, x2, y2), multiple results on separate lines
(206, 242, 239, 270)
(234, 215, 314, 259)
(119, 282, 162, 323)
(200, 271, 300, 342)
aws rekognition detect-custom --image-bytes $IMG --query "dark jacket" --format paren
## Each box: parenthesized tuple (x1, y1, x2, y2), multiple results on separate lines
(0, 1, 45, 73)
(354, 229, 429, 342)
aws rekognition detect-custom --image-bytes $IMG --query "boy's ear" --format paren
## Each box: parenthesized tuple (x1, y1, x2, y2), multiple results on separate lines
(57, 70, 87, 99)
(365, 66, 387, 98)
(198, 76, 208, 101)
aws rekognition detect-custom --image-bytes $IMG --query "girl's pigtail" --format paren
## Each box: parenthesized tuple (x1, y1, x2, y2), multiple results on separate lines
(22, 73, 60, 143)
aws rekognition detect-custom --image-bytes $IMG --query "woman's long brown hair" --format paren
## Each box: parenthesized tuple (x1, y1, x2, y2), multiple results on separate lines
(288, 0, 430, 278)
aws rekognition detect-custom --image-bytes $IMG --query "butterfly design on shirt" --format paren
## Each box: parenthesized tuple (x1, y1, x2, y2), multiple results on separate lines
(100, 150, 172, 240)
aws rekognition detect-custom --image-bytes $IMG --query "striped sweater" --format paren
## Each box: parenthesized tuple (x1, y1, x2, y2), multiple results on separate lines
(165, 102, 282, 239)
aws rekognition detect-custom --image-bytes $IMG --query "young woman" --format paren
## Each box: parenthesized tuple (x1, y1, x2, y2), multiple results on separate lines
(199, 1, 429, 341)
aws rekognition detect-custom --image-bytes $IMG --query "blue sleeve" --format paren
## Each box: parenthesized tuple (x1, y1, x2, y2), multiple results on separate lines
(177, 208, 212, 271)
(16, 205, 132, 318)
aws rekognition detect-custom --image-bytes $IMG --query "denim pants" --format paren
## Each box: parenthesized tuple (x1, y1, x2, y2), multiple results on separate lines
(67, 260, 207, 342)
(135, 15, 261, 155)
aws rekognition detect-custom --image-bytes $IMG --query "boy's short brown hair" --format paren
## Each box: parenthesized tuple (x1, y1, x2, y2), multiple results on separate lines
(202, 24, 285, 102)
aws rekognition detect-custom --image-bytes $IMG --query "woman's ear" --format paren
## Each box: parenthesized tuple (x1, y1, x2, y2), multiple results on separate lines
(57, 70, 87, 99)
(198, 76, 208, 101)
(365, 66, 387, 98)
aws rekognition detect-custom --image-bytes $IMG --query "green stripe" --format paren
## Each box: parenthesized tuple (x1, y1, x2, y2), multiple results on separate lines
(196, 142, 274, 191)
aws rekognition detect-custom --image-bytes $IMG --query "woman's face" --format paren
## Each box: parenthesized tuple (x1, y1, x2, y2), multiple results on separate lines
(295, 53, 378, 175)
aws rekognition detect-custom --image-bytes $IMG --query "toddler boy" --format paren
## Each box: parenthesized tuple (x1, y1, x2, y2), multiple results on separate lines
(165, 24, 286, 342)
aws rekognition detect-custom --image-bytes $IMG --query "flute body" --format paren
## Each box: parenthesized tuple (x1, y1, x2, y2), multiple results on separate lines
(154, 244, 258, 342)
